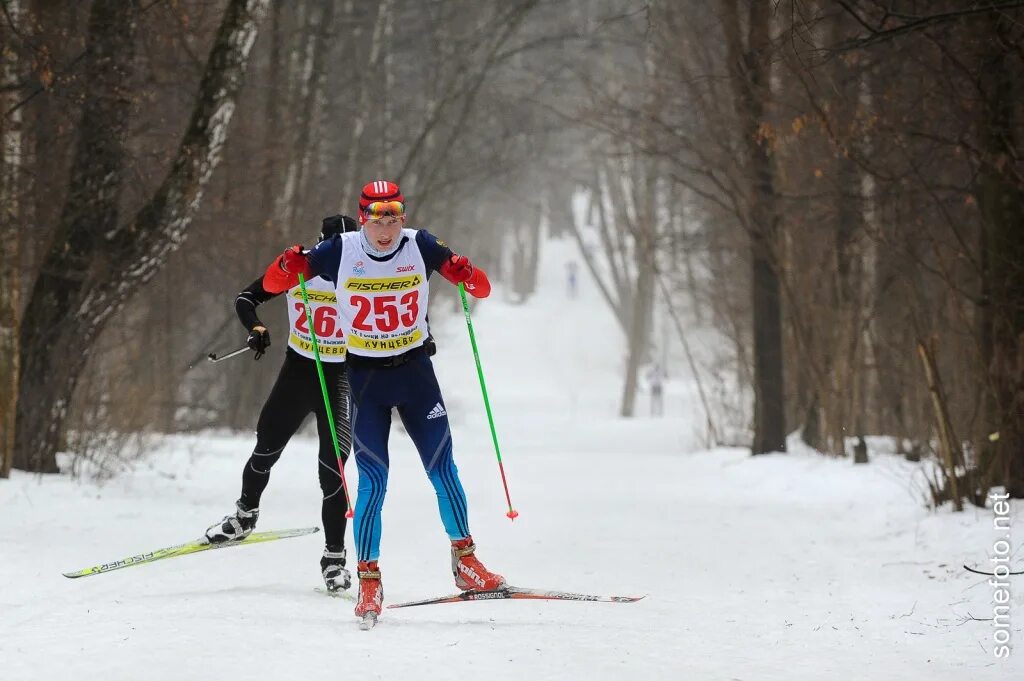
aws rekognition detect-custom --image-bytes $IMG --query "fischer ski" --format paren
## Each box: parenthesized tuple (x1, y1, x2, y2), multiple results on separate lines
(386, 585, 645, 609)
(313, 587, 356, 601)
(63, 527, 320, 578)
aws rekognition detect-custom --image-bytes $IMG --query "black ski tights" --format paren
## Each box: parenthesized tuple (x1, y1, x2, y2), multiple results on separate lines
(239, 350, 352, 548)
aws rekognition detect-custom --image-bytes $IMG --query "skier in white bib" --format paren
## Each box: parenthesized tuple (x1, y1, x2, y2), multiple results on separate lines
(205, 215, 358, 594)
(262, 180, 504, 622)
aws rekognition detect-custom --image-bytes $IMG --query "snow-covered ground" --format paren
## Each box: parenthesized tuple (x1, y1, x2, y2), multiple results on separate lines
(2, 232, 1022, 680)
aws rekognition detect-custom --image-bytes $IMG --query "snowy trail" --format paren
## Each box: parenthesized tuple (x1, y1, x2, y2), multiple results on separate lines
(3, 439, 1020, 679)
(2, 234, 1022, 679)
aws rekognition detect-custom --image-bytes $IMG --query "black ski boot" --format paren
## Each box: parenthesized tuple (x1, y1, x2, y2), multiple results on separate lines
(205, 500, 259, 543)
(321, 545, 352, 592)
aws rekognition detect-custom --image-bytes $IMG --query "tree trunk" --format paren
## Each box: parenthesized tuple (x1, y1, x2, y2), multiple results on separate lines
(566, 168, 631, 333)
(275, 0, 334, 227)
(976, 14, 1024, 497)
(918, 340, 966, 511)
(620, 248, 655, 417)
(620, 148, 658, 417)
(509, 200, 542, 302)
(803, 395, 824, 451)
(0, 0, 25, 478)
(260, 0, 284, 230)
(825, 13, 866, 457)
(25, 0, 71, 275)
(750, 236, 786, 453)
(722, 0, 786, 453)
(14, 0, 138, 473)
(14, 0, 270, 472)
(338, 0, 390, 212)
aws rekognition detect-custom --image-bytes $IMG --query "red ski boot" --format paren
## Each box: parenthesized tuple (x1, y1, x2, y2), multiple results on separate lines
(451, 537, 505, 591)
(354, 560, 383, 625)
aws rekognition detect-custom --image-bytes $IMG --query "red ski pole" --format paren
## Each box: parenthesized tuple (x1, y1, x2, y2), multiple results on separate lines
(458, 282, 518, 520)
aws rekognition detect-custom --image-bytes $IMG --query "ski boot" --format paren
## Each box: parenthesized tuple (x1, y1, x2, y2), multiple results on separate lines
(355, 560, 383, 629)
(320, 546, 352, 592)
(204, 500, 259, 543)
(451, 536, 505, 591)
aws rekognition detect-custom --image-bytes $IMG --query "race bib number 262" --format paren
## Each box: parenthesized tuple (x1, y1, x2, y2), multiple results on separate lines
(294, 303, 345, 338)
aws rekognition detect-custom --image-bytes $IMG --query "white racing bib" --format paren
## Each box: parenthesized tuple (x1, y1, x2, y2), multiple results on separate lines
(286, 275, 346, 361)
(335, 229, 430, 357)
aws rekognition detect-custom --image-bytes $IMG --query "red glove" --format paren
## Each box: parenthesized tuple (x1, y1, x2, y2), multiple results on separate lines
(263, 245, 311, 294)
(281, 245, 309, 274)
(442, 254, 473, 282)
(440, 254, 491, 298)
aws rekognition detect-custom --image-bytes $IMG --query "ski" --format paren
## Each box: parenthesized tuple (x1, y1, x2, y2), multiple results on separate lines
(63, 527, 320, 578)
(386, 585, 645, 609)
(359, 612, 378, 630)
(963, 564, 1024, 576)
(313, 587, 356, 601)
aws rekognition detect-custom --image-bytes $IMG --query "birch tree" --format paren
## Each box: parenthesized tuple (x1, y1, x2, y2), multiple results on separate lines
(14, 0, 270, 472)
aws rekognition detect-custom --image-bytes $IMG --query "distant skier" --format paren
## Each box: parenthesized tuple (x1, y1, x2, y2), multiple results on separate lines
(204, 215, 358, 594)
(647, 362, 665, 417)
(566, 260, 579, 298)
(262, 180, 505, 623)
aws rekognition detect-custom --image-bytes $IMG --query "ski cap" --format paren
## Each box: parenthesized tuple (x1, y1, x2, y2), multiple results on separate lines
(319, 214, 358, 242)
(359, 180, 405, 224)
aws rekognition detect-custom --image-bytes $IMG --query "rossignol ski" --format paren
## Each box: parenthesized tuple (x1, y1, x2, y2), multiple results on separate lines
(387, 585, 645, 608)
(63, 527, 320, 578)
(360, 612, 378, 630)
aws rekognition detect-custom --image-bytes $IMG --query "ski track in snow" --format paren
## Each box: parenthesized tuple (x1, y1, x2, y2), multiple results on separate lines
(2, 232, 1022, 680)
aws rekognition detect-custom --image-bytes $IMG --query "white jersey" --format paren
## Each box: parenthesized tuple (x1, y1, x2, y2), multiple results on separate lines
(334, 229, 430, 357)
(285, 275, 346, 361)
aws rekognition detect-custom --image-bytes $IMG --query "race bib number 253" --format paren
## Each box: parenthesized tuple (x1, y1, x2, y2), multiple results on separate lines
(350, 291, 419, 332)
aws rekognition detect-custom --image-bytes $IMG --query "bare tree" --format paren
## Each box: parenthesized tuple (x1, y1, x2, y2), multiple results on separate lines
(975, 12, 1024, 496)
(14, 0, 270, 472)
(721, 0, 786, 453)
(0, 0, 24, 478)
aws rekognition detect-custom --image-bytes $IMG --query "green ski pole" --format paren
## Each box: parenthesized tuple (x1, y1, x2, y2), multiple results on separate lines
(298, 272, 354, 518)
(458, 282, 518, 520)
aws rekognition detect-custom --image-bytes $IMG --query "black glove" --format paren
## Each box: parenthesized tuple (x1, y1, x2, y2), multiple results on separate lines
(247, 325, 271, 360)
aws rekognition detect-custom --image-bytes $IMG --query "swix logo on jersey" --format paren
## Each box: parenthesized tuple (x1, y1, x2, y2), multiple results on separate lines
(344, 274, 423, 292)
(426, 403, 447, 420)
(396, 264, 415, 273)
